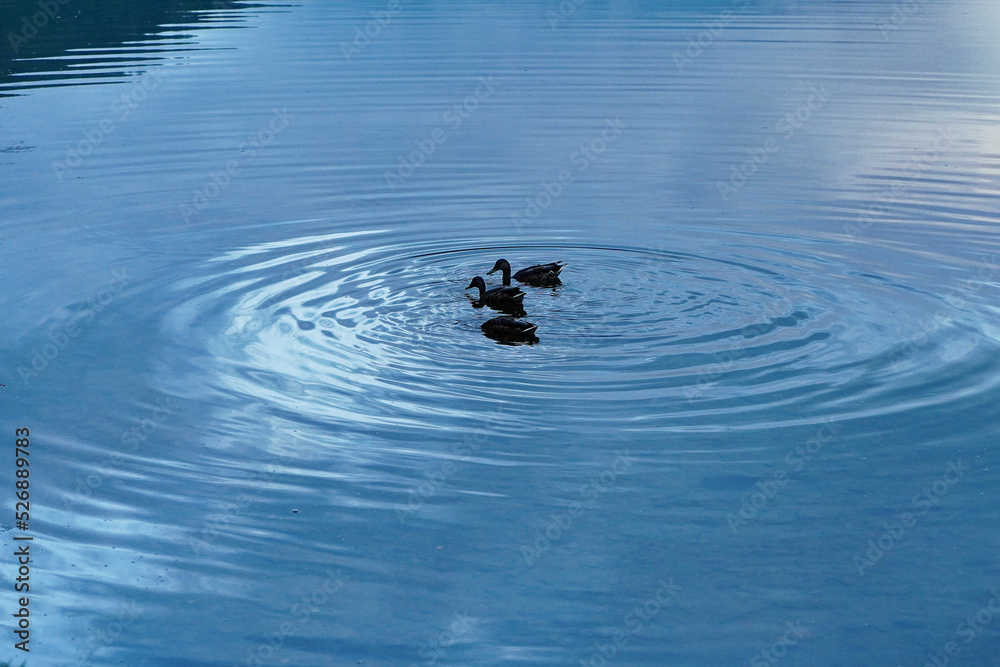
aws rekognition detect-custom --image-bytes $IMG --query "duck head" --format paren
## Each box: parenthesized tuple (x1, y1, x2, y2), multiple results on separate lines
(465, 276, 487, 296)
(487, 259, 511, 276)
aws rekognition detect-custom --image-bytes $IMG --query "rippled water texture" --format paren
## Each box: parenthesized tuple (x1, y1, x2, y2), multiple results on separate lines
(2, 1, 1000, 665)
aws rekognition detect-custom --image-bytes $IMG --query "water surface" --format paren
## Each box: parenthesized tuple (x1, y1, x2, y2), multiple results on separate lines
(2, 1, 1000, 665)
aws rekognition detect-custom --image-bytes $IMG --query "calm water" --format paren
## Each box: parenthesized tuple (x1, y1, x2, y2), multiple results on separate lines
(2, 0, 1000, 665)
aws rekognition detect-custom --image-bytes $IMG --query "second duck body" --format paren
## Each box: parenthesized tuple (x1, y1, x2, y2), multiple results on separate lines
(466, 276, 525, 313)
(488, 258, 566, 286)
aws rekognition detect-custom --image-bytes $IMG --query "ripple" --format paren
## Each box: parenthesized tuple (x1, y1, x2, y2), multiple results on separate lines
(165, 229, 1000, 438)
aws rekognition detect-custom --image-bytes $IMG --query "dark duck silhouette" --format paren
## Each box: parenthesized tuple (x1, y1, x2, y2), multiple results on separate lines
(488, 258, 565, 286)
(480, 316, 539, 345)
(466, 276, 525, 314)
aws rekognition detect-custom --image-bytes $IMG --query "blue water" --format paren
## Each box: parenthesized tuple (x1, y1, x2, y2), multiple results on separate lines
(2, 1, 1000, 665)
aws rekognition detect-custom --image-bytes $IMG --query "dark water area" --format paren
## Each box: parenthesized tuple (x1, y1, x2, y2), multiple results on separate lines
(0, 1, 263, 92)
(2, 0, 1000, 665)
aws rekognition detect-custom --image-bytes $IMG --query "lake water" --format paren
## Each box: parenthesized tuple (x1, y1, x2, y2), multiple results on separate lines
(2, 0, 1000, 665)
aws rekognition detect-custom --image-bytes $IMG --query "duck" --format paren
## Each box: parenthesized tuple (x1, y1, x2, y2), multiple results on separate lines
(466, 276, 525, 313)
(488, 258, 565, 286)
(480, 316, 539, 344)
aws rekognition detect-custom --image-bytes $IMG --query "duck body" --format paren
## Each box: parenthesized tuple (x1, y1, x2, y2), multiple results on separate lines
(480, 316, 539, 344)
(488, 258, 566, 286)
(466, 276, 525, 313)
